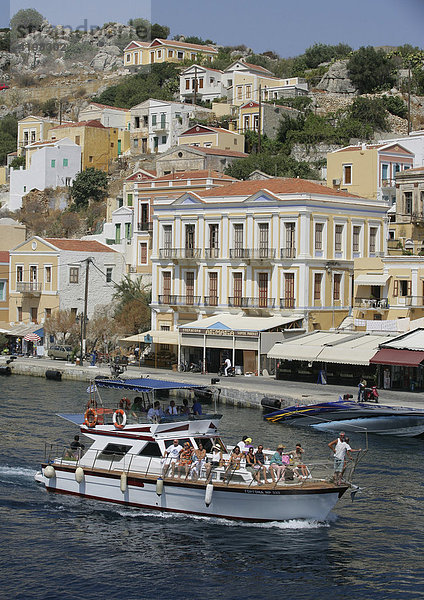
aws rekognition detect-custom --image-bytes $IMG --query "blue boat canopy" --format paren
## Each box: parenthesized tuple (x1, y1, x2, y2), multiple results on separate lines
(94, 378, 205, 392)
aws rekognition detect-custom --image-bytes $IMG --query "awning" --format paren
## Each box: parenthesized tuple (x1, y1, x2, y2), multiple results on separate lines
(370, 348, 424, 367)
(121, 330, 179, 345)
(355, 274, 390, 286)
(267, 343, 321, 362)
(5, 324, 44, 338)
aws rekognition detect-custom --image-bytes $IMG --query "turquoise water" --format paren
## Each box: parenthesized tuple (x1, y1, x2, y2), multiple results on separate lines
(0, 376, 423, 599)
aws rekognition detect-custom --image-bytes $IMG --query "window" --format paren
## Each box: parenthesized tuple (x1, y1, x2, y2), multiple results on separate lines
(314, 273, 322, 301)
(0, 280, 5, 301)
(30, 266, 37, 282)
(98, 444, 131, 461)
(185, 224, 195, 255)
(125, 223, 131, 239)
(246, 85, 252, 99)
(162, 272, 171, 300)
(244, 115, 249, 130)
(258, 272, 268, 307)
(381, 164, 389, 182)
(140, 242, 148, 264)
(16, 266, 23, 282)
(285, 223, 296, 257)
(237, 86, 243, 100)
(168, 50, 174, 58)
(31, 307, 38, 323)
(152, 114, 157, 126)
(106, 267, 113, 283)
(185, 271, 195, 303)
(75, 136, 80, 145)
(185, 79, 190, 90)
(65, 178, 71, 186)
(163, 225, 172, 251)
(89, 156, 93, 163)
(161, 136, 167, 144)
(51, 159, 56, 168)
(253, 115, 259, 131)
(45, 266, 51, 283)
(335, 224, 343, 252)
(393, 163, 401, 178)
(31, 131, 36, 142)
(138, 442, 162, 457)
(69, 267, 79, 284)
(393, 280, 411, 297)
(314, 223, 323, 251)
(115, 223, 121, 243)
(353, 226, 361, 253)
(369, 227, 377, 254)
(157, 50, 162, 58)
(333, 274, 342, 301)
(258, 223, 269, 256)
(177, 51, 184, 59)
(209, 224, 219, 251)
(404, 191, 413, 215)
(133, 138, 139, 148)
(127, 193, 133, 207)
(45, 308, 51, 319)
(343, 164, 352, 185)
(160, 113, 166, 128)
(63, 158, 68, 167)
(134, 116, 140, 129)
(199, 78, 204, 89)
(17, 306, 23, 321)
(23, 186, 26, 193)
(126, 53, 130, 62)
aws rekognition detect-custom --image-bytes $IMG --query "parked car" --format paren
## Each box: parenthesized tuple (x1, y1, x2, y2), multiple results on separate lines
(48, 345, 72, 360)
(0, 83, 9, 91)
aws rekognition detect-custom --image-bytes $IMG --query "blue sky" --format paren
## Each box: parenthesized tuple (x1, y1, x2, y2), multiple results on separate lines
(3, 0, 424, 56)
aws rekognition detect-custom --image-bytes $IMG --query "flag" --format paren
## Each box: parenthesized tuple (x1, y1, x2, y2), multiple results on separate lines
(86, 383, 97, 393)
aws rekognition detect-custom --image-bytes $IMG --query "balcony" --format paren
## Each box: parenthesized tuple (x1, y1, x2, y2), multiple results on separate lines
(393, 296, 424, 307)
(169, 295, 202, 307)
(137, 221, 153, 232)
(204, 295, 218, 306)
(281, 247, 296, 259)
(250, 248, 276, 261)
(204, 248, 220, 259)
(16, 281, 42, 296)
(228, 297, 275, 309)
(230, 248, 251, 260)
(158, 248, 201, 261)
(280, 297, 296, 309)
(151, 121, 168, 132)
(354, 297, 389, 309)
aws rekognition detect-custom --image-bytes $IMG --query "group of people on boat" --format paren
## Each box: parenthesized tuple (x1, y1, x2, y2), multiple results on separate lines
(116, 396, 203, 423)
(161, 435, 309, 485)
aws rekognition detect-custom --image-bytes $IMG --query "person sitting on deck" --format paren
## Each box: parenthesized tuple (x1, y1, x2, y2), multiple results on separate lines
(245, 446, 262, 485)
(190, 442, 207, 480)
(254, 445, 268, 483)
(206, 444, 224, 482)
(162, 439, 183, 478)
(147, 401, 164, 422)
(289, 443, 309, 478)
(237, 436, 252, 453)
(269, 445, 286, 483)
(68, 435, 85, 460)
(192, 399, 202, 416)
(179, 399, 191, 415)
(223, 446, 243, 481)
(167, 400, 178, 415)
(177, 442, 193, 479)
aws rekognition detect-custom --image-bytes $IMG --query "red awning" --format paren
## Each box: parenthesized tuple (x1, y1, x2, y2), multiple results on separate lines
(370, 348, 424, 367)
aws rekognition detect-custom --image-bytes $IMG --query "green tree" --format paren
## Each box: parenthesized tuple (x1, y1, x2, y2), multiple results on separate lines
(225, 152, 318, 181)
(10, 8, 44, 38)
(40, 98, 58, 118)
(113, 275, 151, 333)
(381, 95, 407, 119)
(302, 42, 352, 69)
(151, 23, 170, 39)
(0, 115, 18, 165)
(70, 168, 108, 209)
(348, 97, 389, 131)
(182, 35, 215, 46)
(347, 46, 396, 94)
(10, 155, 25, 169)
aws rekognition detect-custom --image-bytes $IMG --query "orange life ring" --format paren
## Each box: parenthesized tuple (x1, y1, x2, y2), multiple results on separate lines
(113, 408, 127, 429)
(84, 408, 97, 428)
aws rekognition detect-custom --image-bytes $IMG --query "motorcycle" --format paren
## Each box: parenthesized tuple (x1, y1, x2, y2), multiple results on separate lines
(218, 364, 235, 377)
(364, 386, 379, 403)
(189, 361, 202, 373)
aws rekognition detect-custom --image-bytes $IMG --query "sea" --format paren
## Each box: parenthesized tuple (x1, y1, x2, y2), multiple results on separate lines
(0, 375, 423, 600)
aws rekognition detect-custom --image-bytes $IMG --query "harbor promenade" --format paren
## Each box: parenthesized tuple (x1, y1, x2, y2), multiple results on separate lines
(2, 355, 424, 410)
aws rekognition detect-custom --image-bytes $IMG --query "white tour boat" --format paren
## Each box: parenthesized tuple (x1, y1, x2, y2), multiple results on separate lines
(35, 378, 351, 522)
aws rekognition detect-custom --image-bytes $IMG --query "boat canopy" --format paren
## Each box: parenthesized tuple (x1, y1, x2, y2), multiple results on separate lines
(94, 377, 205, 392)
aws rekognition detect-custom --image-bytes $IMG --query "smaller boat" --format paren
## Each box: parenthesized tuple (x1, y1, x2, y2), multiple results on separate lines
(265, 398, 424, 437)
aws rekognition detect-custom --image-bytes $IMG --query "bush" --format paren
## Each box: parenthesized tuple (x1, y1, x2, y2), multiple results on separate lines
(225, 151, 318, 181)
(10, 156, 25, 169)
(64, 41, 97, 61)
(71, 168, 108, 209)
(40, 98, 58, 118)
(381, 95, 407, 119)
(15, 73, 37, 87)
(10, 8, 44, 38)
(348, 97, 389, 131)
(348, 46, 396, 94)
(303, 42, 353, 69)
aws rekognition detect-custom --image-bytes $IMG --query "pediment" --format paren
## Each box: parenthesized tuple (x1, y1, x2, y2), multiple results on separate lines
(243, 191, 279, 203)
(172, 193, 204, 205)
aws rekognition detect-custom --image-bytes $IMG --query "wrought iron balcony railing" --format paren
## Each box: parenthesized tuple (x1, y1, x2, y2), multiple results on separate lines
(158, 248, 201, 260)
(280, 297, 296, 309)
(204, 248, 220, 259)
(204, 295, 218, 306)
(280, 247, 296, 259)
(16, 282, 42, 294)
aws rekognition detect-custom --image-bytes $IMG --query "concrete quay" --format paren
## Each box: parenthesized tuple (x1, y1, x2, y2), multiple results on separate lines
(2, 355, 424, 410)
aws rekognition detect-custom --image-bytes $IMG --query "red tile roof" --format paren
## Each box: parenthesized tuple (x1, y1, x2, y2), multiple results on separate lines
(44, 238, 116, 252)
(192, 146, 248, 157)
(152, 38, 217, 53)
(149, 170, 237, 182)
(89, 103, 129, 112)
(199, 177, 361, 198)
(50, 120, 107, 130)
(0, 251, 9, 263)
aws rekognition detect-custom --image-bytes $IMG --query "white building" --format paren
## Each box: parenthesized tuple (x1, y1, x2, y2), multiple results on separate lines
(130, 98, 213, 154)
(9, 138, 81, 210)
(179, 65, 226, 103)
(78, 102, 130, 130)
(377, 130, 424, 168)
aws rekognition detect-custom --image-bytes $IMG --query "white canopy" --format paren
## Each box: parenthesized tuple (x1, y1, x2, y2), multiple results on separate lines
(354, 274, 390, 286)
(121, 330, 179, 345)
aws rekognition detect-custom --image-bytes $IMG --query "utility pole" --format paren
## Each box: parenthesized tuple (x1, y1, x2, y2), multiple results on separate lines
(258, 84, 262, 154)
(407, 63, 411, 134)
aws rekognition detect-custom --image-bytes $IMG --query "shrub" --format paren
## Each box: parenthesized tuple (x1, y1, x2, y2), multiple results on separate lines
(303, 42, 353, 69)
(381, 95, 407, 119)
(10, 156, 25, 169)
(347, 46, 396, 94)
(348, 97, 389, 131)
(10, 8, 44, 38)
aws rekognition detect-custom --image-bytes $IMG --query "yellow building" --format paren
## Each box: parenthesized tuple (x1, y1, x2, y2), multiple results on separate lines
(178, 124, 245, 152)
(124, 38, 217, 67)
(230, 101, 299, 139)
(150, 177, 389, 372)
(0, 218, 26, 251)
(107, 169, 157, 221)
(17, 116, 69, 157)
(327, 142, 414, 202)
(48, 120, 119, 172)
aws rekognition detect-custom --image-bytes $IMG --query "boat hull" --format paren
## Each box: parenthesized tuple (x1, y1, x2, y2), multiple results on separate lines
(36, 465, 344, 522)
(265, 401, 424, 437)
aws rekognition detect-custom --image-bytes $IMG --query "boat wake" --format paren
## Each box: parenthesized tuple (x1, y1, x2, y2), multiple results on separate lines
(0, 465, 37, 486)
(113, 507, 333, 529)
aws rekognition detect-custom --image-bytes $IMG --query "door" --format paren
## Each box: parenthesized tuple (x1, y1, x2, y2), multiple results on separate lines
(233, 272, 242, 307)
(118, 139, 121, 155)
(186, 271, 195, 305)
(284, 273, 295, 308)
(258, 223, 269, 258)
(162, 272, 171, 303)
(258, 273, 268, 308)
(185, 224, 195, 258)
(234, 224, 243, 258)
(115, 223, 121, 244)
(208, 272, 218, 306)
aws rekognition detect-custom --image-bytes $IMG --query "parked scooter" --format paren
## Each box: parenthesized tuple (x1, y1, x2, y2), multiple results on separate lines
(188, 361, 202, 373)
(364, 386, 379, 403)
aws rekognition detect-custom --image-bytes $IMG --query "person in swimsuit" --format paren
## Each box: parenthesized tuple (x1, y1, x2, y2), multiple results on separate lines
(254, 445, 268, 483)
(190, 442, 207, 480)
(290, 443, 309, 478)
(206, 444, 223, 482)
(223, 446, 243, 481)
(177, 442, 193, 479)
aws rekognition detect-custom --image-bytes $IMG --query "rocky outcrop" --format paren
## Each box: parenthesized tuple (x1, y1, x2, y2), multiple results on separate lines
(316, 60, 357, 95)
(90, 45, 122, 71)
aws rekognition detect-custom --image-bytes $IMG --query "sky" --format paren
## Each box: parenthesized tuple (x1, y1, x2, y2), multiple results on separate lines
(2, 0, 424, 57)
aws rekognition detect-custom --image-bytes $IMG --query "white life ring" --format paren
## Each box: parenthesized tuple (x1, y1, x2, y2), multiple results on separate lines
(113, 408, 127, 429)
